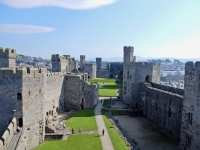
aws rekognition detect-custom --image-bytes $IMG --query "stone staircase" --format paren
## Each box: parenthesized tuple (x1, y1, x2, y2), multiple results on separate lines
(6, 131, 22, 150)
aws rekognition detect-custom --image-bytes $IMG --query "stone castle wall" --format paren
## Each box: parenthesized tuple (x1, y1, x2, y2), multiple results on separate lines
(123, 61, 160, 106)
(46, 72, 65, 122)
(52, 54, 76, 73)
(139, 82, 183, 136)
(179, 61, 200, 150)
(64, 74, 98, 110)
(108, 62, 123, 78)
(0, 67, 23, 137)
(0, 117, 17, 150)
(97, 70, 110, 78)
(21, 68, 46, 149)
(79, 55, 97, 79)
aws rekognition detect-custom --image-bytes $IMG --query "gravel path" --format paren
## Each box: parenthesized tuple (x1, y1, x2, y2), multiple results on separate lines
(95, 98, 114, 150)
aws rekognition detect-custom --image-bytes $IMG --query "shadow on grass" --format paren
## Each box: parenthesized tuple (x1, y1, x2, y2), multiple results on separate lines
(68, 108, 95, 118)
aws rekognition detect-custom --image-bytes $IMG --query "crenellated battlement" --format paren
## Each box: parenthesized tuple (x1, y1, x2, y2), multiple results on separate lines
(133, 62, 160, 67)
(123, 46, 134, 52)
(0, 47, 16, 58)
(51, 54, 75, 61)
(108, 62, 123, 64)
(0, 67, 46, 74)
(47, 72, 63, 77)
(80, 55, 85, 59)
(185, 61, 200, 69)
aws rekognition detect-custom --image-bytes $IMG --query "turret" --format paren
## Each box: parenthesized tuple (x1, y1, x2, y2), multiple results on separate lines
(123, 46, 134, 65)
(0, 47, 16, 68)
(96, 57, 102, 70)
(80, 55, 85, 65)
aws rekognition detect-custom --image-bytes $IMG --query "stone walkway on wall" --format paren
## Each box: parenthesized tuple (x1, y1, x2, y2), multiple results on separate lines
(95, 98, 114, 150)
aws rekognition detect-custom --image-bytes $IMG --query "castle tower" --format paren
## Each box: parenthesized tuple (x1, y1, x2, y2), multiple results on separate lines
(0, 48, 16, 68)
(179, 61, 200, 150)
(123, 46, 134, 65)
(80, 55, 85, 65)
(96, 57, 102, 70)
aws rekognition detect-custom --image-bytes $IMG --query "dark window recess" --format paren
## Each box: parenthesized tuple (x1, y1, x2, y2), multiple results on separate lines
(155, 103, 158, 111)
(27, 68, 30, 74)
(19, 118, 23, 127)
(17, 93, 22, 100)
(82, 87, 85, 91)
(188, 112, 193, 125)
(187, 135, 192, 148)
(168, 108, 172, 118)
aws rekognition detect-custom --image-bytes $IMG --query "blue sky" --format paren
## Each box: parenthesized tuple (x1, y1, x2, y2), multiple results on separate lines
(0, 0, 200, 60)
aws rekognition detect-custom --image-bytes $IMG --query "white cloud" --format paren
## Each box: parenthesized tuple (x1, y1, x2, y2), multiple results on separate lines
(0, 24, 55, 34)
(0, 0, 117, 9)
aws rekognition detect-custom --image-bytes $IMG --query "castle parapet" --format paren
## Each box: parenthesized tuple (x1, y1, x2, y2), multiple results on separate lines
(123, 46, 134, 52)
(0, 48, 16, 58)
(134, 62, 160, 67)
(0, 117, 17, 150)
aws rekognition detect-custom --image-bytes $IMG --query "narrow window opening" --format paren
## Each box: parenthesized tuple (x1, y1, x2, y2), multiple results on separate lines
(17, 93, 22, 100)
(188, 112, 193, 125)
(27, 68, 30, 74)
(18, 118, 23, 127)
(155, 103, 158, 111)
(168, 108, 171, 118)
(187, 135, 192, 148)
(169, 99, 171, 105)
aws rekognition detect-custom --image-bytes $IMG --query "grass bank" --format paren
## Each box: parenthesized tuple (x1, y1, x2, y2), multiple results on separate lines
(88, 78, 118, 96)
(101, 109, 129, 150)
(35, 134, 102, 150)
(65, 108, 97, 131)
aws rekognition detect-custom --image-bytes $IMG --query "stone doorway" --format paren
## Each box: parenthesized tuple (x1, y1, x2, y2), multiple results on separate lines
(81, 98, 84, 110)
(146, 75, 150, 82)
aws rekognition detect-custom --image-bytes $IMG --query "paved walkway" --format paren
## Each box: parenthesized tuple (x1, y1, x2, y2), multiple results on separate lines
(95, 98, 114, 150)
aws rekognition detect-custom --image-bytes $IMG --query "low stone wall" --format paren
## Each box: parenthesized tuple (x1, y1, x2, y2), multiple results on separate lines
(0, 117, 17, 150)
(105, 112, 140, 150)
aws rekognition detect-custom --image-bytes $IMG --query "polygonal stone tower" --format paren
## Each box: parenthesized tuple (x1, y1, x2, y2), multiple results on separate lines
(96, 57, 102, 70)
(179, 61, 200, 150)
(0, 47, 16, 68)
(123, 46, 134, 65)
(80, 55, 85, 65)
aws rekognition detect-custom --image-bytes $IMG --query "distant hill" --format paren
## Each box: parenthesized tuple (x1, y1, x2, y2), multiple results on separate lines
(87, 56, 200, 63)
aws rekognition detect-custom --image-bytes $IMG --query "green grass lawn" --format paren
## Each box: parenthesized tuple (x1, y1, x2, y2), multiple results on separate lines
(65, 108, 97, 131)
(101, 110, 129, 150)
(88, 78, 118, 96)
(35, 134, 102, 150)
(103, 100, 111, 107)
